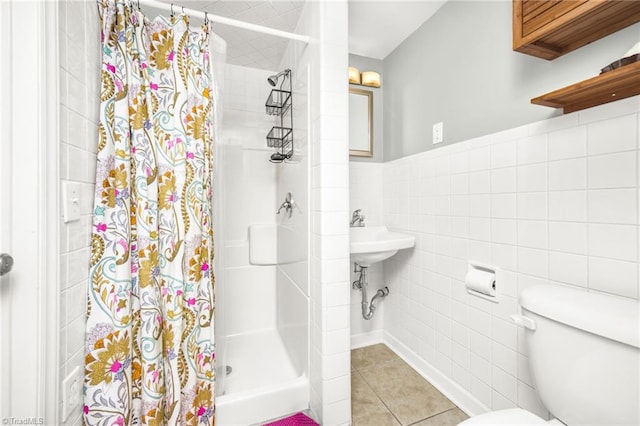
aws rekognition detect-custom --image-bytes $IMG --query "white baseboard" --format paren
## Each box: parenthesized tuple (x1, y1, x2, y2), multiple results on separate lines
(383, 331, 489, 418)
(350, 330, 384, 349)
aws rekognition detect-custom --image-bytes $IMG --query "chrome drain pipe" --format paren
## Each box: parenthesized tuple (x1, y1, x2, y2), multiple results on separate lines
(353, 263, 389, 320)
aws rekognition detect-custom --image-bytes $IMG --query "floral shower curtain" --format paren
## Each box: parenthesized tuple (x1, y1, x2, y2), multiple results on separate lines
(84, 1, 216, 424)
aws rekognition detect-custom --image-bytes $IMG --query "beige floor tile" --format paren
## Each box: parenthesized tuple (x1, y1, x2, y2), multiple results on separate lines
(411, 408, 469, 426)
(352, 370, 401, 426)
(359, 357, 455, 425)
(352, 343, 399, 371)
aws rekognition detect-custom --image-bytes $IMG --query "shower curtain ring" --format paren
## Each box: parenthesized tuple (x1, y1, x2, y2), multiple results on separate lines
(170, 3, 174, 17)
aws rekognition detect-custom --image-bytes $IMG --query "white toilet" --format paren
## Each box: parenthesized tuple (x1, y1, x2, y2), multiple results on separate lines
(460, 284, 640, 425)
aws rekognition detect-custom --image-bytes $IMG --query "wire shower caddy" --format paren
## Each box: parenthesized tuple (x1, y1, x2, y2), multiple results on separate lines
(265, 69, 293, 162)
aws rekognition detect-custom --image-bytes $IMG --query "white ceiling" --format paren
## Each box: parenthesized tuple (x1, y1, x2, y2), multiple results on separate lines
(144, 0, 445, 70)
(348, 0, 446, 59)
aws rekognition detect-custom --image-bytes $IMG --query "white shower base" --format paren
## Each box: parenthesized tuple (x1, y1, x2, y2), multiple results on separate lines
(216, 329, 309, 426)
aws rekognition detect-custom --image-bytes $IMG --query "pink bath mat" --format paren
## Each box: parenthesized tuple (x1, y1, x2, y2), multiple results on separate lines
(263, 412, 319, 426)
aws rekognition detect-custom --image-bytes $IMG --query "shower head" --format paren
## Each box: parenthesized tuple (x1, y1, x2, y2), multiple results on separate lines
(267, 69, 291, 86)
(267, 75, 279, 86)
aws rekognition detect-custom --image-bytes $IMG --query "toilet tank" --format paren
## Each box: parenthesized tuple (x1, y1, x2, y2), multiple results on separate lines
(520, 285, 640, 426)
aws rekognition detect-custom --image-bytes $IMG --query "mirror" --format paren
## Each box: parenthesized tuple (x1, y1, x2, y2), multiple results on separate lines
(349, 88, 373, 157)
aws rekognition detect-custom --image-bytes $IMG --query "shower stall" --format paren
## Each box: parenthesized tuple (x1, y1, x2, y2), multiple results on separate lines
(131, 2, 312, 423)
(84, 1, 311, 424)
(211, 17, 311, 426)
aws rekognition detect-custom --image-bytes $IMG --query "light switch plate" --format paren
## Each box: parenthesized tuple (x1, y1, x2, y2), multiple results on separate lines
(433, 121, 444, 144)
(62, 181, 81, 223)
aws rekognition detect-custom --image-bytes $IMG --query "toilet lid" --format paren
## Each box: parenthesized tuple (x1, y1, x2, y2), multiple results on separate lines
(458, 408, 548, 425)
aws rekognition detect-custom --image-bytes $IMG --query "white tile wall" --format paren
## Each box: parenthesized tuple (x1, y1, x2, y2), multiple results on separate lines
(588, 151, 636, 188)
(382, 96, 640, 418)
(350, 163, 384, 226)
(58, 2, 100, 425)
(307, 0, 350, 424)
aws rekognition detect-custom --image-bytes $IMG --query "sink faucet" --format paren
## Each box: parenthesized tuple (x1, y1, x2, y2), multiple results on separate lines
(350, 209, 365, 227)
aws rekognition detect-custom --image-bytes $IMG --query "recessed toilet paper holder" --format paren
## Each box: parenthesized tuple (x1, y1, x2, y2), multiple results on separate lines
(465, 262, 499, 303)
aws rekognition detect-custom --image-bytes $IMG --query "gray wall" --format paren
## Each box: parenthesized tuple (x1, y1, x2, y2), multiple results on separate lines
(349, 54, 384, 162)
(383, 0, 640, 161)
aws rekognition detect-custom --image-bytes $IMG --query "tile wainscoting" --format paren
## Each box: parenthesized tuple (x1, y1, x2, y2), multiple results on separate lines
(350, 95, 640, 418)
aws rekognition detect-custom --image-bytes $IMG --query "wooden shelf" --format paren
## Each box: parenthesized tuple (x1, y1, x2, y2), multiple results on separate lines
(531, 61, 640, 114)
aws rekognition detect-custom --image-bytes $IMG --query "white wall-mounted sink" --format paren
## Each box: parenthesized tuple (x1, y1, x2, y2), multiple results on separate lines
(350, 226, 415, 267)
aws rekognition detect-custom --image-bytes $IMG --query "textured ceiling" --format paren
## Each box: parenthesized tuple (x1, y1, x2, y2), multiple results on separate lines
(146, 1, 305, 71)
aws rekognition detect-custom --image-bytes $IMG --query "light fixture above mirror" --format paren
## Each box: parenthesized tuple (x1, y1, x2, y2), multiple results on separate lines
(361, 71, 380, 88)
(349, 66, 361, 84)
(348, 67, 381, 88)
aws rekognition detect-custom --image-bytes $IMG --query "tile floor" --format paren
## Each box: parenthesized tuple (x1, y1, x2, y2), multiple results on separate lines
(351, 344, 469, 426)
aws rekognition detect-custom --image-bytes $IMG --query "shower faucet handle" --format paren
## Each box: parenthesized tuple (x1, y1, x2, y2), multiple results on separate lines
(276, 192, 295, 218)
(0, 253, 14, 277)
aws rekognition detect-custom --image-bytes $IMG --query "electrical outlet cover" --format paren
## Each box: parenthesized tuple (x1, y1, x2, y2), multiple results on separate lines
(433, 121, 444, 144)
(61, 366, 83, 421)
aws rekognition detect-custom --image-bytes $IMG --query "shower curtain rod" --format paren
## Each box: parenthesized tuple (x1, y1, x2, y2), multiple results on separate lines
(137, 0, 310, 43)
